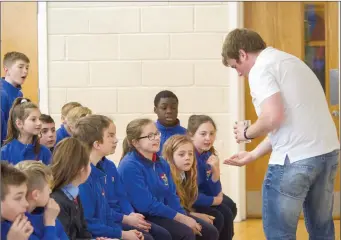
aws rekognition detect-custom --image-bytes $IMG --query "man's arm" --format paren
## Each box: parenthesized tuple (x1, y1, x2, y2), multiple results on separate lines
(246, 92, 285, 139)
(250, 137, 272, 160)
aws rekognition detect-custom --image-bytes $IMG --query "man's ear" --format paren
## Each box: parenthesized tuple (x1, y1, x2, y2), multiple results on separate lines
(154, 106, 157, 114)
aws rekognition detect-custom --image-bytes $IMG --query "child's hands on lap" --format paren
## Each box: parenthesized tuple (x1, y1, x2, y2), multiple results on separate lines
(122, 230, 144, 240)
(124, 213, 151, 232)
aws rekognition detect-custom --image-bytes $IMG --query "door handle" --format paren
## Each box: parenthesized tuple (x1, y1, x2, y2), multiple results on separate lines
(332, 110, 339, 117)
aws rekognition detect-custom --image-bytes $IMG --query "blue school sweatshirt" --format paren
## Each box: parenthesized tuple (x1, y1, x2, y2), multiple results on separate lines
(118, 150, 186, 219)
(194, 150, 222, 207)
(0, 78, 23, 143)
(1, 208, 68, 240)
(1, 110, 6, 146)
(78, 163, 124, 239)
(156, 120, 187, 156)
(0, 139, 52, 165)
(97, 157, 134, 215)
(56, 124, 70, 145)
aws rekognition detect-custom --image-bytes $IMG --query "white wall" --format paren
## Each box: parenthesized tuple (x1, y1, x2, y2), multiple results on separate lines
(40, 1, 246, 221)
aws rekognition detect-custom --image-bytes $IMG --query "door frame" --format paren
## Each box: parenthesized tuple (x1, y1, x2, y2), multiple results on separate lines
(37, 2, 49, 114)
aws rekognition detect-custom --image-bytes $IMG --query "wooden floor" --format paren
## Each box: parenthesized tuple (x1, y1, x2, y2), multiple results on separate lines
(234, 219, 340, 240)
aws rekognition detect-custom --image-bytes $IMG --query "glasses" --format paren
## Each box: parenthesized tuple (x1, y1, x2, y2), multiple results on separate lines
(137, 131, 161, 141)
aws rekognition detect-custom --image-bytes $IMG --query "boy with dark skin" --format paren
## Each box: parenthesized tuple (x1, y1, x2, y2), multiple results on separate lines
(154, 90, 186, 155)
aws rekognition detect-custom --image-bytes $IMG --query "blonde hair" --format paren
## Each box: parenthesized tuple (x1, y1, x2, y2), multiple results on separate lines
(61, 102, 82, 118)
(15, 160, 53, 193)
(65, 106, 92, 128)
(162, 135, 198, 212)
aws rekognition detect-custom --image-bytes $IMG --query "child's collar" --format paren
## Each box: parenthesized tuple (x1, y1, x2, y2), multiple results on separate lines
(156, 119, 181, 130)
(1, 77, 22, 90)
(134, 150, 159, 164)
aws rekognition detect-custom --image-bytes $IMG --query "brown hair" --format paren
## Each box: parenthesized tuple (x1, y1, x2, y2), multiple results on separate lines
(121, 118, 154, 160)
(40, 114, 55, 124)
(4, 97, 41, 156)
(73, 114, 113, 150)
(162, 135, 198, 211)
(61, 102, 82, 118)
(50, 138, 90, 191)
(222, 28, 267, 66)
(65, 106, 92, 131)
(1, 161, 28, 200)
(15, 160, 53, 193)
(3, 52, 30, 67)
(187, 115, 217, 155)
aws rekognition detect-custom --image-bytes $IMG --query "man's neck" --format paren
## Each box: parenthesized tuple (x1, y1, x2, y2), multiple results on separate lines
(90, 151, 104, 166)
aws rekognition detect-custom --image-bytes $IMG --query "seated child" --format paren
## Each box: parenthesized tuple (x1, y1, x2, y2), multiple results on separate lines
(15, 160, 69, 239)
(119, 118, 210, 240)
(73, 115, 152, 240)
(1, 98, 51, 164)
(154, 90, 186, 155)
(187, 115, 237, 240)
(56, 105, 91, 145)
(74, 115, 171, 240)
(1, 52, 29, 144)
(55, 102, 81, 144)
(51, 137, 105, 239)
(1, 161, 33, 240)
(163, 135, 220, 239)
(39, 114, 56, 152)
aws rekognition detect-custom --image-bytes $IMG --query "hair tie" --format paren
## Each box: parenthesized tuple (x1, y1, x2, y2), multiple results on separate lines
(20, 99, 28, 104)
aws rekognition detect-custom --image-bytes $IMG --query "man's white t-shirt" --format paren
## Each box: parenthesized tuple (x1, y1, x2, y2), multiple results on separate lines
(249, 47, 339, 165)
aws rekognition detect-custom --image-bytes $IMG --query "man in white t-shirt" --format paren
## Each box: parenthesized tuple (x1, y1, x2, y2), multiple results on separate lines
(222, 28, 339, 239)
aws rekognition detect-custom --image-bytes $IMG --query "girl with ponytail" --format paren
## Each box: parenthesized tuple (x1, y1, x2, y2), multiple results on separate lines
(1, 97, 51, 164)
(118, 118, 219, 240)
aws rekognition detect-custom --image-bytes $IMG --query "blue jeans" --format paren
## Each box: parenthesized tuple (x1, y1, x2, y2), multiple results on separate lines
(262, 150, 339, 240)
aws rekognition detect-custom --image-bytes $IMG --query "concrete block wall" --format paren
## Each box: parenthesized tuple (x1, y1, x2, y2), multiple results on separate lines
(46, 1, 245, 220)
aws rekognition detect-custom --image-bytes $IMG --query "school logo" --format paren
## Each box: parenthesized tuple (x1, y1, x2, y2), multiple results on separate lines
(160, 173, 169, 186)
(206, 169, 212, 180)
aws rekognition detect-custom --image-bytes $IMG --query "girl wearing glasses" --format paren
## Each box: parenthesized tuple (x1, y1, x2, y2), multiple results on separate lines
(118, 118, 218, 240)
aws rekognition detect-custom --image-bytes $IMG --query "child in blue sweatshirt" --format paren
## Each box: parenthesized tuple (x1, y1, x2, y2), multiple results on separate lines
(56, 105, 91, 145)
(1, 160, 68, 239)
(1, 161, 33, 239)
(0, 52, 29, 144)
(163, 135, 220, 240)
(55, 102, 81, 145)
(74, 114, 155, 240)
(187, 115, 237, 240)
(154, 90, 186, 156)
(118, 118, 209, 240)
(1, 98, 51, 165)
